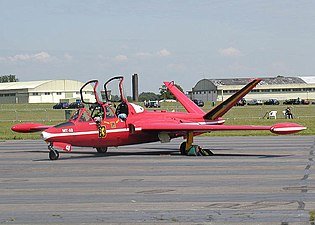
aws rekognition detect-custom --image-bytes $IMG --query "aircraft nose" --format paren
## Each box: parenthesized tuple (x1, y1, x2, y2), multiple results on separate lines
(41, 131, 51, 141)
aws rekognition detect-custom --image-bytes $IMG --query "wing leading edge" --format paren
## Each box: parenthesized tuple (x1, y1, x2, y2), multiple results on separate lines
(137, 122, 306, 135)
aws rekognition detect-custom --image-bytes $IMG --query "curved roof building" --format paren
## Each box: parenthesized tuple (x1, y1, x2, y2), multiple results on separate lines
(0, 80, 94, 104)
(190, 76, 315, 102)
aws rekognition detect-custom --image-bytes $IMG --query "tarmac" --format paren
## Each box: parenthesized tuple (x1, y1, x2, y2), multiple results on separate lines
(0, 136, 314, 224)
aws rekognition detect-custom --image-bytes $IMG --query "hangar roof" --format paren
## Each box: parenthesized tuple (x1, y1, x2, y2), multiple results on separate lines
(0, 80, 51, 90)
(209, 76, 315, 86)
(0, 80, 90, 92)
(300, 76, 315, 84)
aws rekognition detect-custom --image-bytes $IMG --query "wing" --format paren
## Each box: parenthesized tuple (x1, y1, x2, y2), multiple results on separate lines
(11, 123, 52, 133)
(135, 121, 306, 135)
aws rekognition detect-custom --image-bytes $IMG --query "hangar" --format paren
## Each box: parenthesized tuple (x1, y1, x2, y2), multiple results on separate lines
(189, 76, 315, 102)
(0, 80, 95, 104)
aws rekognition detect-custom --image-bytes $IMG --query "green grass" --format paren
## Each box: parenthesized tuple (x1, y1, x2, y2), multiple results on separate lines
(0, 102, 314, 140)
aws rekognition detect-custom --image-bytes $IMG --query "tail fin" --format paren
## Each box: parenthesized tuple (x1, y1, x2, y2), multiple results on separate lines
(164, 81, 204, 114)
(204, 79, 261, 120)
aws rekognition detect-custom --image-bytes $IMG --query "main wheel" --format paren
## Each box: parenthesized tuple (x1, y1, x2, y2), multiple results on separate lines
(180, 142, 187, 155)
(96, 147, 108, 153)
(49, 150, 59, 160)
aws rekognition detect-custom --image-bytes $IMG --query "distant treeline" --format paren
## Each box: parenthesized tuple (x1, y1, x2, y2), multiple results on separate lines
(0, 75, 19, 83)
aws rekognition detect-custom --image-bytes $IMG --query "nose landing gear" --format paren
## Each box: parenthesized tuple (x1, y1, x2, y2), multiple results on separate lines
(48, 144, 59, 160)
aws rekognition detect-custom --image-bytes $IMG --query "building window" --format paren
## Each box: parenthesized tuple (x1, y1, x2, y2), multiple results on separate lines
(44, 92, 50, 95)
(32, 92, 39, 96)
(57, 92, 62, 95)
(4, 93, 16, 96)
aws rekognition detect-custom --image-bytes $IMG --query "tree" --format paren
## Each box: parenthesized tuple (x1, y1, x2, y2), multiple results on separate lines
(0, 74, 19, 83)
(138, 92, 159, 102)
(159, 83, 184, 100)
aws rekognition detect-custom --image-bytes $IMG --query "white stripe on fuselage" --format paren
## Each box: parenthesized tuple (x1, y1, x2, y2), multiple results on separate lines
(41, 127, 142, 140)
(180, 120, 225, 125)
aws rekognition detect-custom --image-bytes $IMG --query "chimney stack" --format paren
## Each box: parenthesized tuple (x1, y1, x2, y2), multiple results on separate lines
(132, 74, 139, 101)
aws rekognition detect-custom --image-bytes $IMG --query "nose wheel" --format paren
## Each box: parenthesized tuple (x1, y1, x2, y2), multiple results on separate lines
(48, 144, 60, 160)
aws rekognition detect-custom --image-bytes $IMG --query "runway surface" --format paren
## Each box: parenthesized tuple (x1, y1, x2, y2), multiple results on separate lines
(0, 136, 314, 224)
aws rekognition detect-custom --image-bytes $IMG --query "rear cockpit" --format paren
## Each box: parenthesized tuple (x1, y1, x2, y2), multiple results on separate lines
(69, 76, 145, 124)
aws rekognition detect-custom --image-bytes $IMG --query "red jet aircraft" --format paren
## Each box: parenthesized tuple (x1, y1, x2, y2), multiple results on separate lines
(11, 76, 306, 160)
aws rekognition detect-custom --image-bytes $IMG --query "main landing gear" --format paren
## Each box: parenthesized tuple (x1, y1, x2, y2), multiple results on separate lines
(96, 147, 108, 153)
(48, 144, 59, 160)
(180, 132, 213, 156)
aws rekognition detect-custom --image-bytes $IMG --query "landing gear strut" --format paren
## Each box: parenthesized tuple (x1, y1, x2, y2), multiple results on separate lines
(180, 132, 213, 156)
(48, 144, 59, 160)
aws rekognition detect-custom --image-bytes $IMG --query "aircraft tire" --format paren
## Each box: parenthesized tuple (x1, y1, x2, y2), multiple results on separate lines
(49, 150, 59, 160)
(96, 147, 108, 153)
(180, 142, 187, 155)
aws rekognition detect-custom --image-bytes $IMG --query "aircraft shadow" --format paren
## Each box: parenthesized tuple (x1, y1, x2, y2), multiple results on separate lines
(30, 149, 291, 161)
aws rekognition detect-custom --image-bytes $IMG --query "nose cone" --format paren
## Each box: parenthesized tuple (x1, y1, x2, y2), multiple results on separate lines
(41, 127, 55, 141)
(41, 131, 51, 141)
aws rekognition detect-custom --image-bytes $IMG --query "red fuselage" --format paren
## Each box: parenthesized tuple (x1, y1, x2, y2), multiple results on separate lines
(41, 105, 223, 148)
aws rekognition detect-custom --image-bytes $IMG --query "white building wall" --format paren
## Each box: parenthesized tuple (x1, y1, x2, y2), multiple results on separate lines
(29, 95, 41, 103)
(0, 80, 96, 104)
(217, 83, 315, 101)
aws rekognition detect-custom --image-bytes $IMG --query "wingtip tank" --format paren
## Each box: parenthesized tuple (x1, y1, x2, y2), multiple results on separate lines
(11, 123, 50, 133)
(271, 122, 306, 135)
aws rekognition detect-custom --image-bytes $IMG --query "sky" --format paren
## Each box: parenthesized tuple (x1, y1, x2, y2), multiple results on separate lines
(1, 0, 315, 94)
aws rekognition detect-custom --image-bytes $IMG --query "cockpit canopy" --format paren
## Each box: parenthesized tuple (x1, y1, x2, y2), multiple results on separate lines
(69, 104, 117, 123)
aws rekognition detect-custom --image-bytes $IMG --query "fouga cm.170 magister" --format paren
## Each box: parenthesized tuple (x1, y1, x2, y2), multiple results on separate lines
(11, 76, 306, 160)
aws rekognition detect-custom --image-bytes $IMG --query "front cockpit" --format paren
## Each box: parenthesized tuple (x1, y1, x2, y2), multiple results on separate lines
(66, 104, 118, 125)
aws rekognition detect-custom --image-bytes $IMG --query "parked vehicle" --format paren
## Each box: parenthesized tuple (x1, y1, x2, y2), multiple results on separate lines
(53, 102, 69, 109)
(301, 99, 310, 105)
(283, 98, 310, 105)
(283, 99, 300, 105)
(144, 100, 160, 108)
(68, 101, 84, 109)
(192, 99, 204, 107)
(247, 99, 263, 105)
(235, 98, 246, 106)
(264, 99, 280, 105)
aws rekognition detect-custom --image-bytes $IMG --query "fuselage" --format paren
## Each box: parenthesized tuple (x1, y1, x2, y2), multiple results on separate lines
(41, 104, 222, 148)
